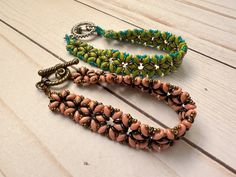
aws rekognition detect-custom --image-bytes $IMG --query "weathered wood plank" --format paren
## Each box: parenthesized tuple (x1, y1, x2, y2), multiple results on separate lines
(199, 0, 236, 11)
(1, 0, 236, 170)
(0, 17, 235, 177)
(0, 101, 72, 177)
(175, 0, 236, 19)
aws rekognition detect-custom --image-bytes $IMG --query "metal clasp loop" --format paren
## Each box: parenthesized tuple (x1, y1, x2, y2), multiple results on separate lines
(36, 59, 79, 90)
(71, 21, 96, 39)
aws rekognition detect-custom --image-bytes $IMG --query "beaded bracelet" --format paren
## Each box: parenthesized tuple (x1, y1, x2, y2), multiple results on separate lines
(36, 59, 196, 152)
(65, 22, 188, 78)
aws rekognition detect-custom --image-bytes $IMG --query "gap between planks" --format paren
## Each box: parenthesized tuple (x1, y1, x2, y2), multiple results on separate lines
(1, 19, 235, 175)
(0, 98, 74, 177)
(174, 0, 236, 20)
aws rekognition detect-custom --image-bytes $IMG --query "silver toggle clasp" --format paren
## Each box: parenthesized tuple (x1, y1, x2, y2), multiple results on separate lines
(71, 21, 96, 39)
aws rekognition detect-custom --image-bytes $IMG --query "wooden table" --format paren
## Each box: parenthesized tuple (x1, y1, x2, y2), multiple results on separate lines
(0, 0, 236, 176)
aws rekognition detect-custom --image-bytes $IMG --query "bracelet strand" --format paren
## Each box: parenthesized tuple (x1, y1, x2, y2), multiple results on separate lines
(65, 26, 188, 78)
(47, 66, 196, 151)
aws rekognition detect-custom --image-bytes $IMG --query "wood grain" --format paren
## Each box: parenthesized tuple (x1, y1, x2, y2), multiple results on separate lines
(0, 0, 236, 176)
(0, 100, 73, 177)
(1, 0, 236, 169)
(0, 20, 234, 177)
(175, 0, 236, 19)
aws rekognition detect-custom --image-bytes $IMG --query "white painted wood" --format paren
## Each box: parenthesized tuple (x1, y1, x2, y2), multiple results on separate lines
(0, 0, 236, 176)
(0, 0, 236, 169)
(175, 0, 236, 18)
(0, 101, 72, 177)
(0, 18, 235, 177)
(200, 0, 236, 11)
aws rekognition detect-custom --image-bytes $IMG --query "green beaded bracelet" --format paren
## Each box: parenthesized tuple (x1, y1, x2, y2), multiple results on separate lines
(65, 22, 188, 78)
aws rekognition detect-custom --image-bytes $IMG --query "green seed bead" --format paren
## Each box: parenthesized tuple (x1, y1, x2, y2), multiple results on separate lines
(115, 67, 123, 74)
(133, 56, 140, 64)
(148, 70, 155, 77)
(168, 35, 175, 42)
(84, 53, 89, 60)
(162, 32, 167, 40)
(125, 55, 132, 63)
(80, 43, 88, 47)
(72, 48, 78, 55)
(101, 62, 109, 70)
(147, 31, 152, 38)
(87, 57, 96, 64)
(113, 60, 121, 65)
(142, 56, 149, 64)
(178, 42, 186, 49)
(175, 60, 182, 65)
(119, 52, 124, 60)
(160, 56, 167, 64)
(66, 45, 74, 50)
(163, 68, 170, 75)
(113, 51, 120, 58)
(165, 55, 173, 63)
(154, 31, 161, 38)
(97, 49, 102, 55)
(175, 37, 180, 45)
(102, 50, 107, 56)
(151, 56, 158, 65)
(127, 30, 132, 37)
(77, 51, 85, 57)
(106, 50, 112, 57)
(161, 63, 169, 69)
(128, 64, 137, 70)
(159, 44, 164, 51)
(75, 40, 82, 46)
(69, 39, 74, 45)
(89, 52, 97, 57)
(96, 58, 101, 67)
(109, 63, 115, 72)
(100, 56, 108, 61)
(166, 46, 171, 52)
(132, 70, 139, 77)
(141, 70, 147, 77)
(85, 46, 92, 52)
(145, 64, 154, 70)
(78, 47, 85, 52)
(156, 69, 163, 77)
(170, 65, 177, 71)
(176, 53, 183, 61)
(124, 68, 130, 75)
(89, 48, 97, 52)
(140, 31, 146, 38)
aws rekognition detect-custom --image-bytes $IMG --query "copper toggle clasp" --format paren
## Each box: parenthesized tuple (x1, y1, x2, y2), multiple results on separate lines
(36, 58, 79, 90)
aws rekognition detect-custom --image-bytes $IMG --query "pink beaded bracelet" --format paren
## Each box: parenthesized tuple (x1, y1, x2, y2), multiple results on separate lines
(36, 59, 197, 152)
